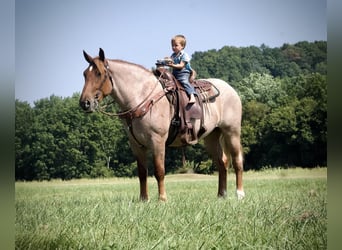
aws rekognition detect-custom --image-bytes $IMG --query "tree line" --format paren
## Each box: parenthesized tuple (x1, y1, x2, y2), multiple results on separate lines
(15, 41, 327, 180)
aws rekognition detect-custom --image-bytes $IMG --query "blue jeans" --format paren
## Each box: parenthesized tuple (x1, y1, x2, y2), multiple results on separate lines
(173, 71, 196, 96)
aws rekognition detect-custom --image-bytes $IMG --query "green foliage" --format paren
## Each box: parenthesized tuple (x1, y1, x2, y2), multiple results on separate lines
(15, 94, 134, 180)
(240, 73, 327, 169)
(113, 162, 137, 177)
(15, 41, 327, 179)
(192, 41, 326, 82)
(193, 159, 214, 174)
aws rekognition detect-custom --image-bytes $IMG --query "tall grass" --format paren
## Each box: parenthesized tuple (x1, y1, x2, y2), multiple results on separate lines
(16, 168, 327, 249)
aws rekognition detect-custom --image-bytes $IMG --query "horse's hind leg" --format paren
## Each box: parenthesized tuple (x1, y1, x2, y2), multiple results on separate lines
(205, 128, 245, 199)
(222, 132, 245, 199)
(204, 128, 229, 197)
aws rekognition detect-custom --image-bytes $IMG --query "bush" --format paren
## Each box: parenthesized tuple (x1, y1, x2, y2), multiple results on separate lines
(89, 163, 114, 178)
(113, 162, 137, 177)
(175, 161, 194, 174)
(194, 159, 214, 174)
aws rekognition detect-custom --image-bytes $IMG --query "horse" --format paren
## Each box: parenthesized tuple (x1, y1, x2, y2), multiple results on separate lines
(79, 48, 245, 201)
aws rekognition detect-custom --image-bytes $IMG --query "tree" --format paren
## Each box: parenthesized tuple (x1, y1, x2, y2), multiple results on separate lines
(15, 100, 35, 180)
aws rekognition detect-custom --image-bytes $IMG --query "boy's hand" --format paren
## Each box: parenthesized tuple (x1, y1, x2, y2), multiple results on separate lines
(164, 57, 173, 65)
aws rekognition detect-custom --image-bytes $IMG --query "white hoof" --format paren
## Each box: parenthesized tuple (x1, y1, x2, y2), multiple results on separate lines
(236, 190, 245, 200)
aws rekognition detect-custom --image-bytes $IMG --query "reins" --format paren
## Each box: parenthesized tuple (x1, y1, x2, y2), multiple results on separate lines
(98, 80, 161, 118)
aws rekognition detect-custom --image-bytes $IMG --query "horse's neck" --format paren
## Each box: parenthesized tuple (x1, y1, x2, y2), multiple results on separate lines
(108, 60, 158, 109)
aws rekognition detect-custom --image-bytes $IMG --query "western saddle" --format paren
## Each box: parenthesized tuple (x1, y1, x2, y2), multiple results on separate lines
(154, 67, 219, 145)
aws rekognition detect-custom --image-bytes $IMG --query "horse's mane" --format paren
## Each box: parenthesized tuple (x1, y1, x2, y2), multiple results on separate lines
(110, 59, 153, 74)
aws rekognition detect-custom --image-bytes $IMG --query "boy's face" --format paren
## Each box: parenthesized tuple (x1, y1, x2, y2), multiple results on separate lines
(171, 40, 183, 54)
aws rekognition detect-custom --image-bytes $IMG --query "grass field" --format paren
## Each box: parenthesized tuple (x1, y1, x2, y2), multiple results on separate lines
(15, 167, 327, 249)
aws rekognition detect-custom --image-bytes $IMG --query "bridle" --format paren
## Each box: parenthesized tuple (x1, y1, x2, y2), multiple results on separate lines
(94, 60, 114, 99)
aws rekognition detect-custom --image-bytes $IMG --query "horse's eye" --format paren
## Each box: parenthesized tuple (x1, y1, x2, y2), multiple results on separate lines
(96, 71, 101, 77)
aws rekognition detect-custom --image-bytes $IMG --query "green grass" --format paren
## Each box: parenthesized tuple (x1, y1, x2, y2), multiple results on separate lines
(15, 168, 327, 249)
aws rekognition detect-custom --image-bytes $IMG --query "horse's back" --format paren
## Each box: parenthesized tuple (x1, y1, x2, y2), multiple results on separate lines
(202, 78, 241, 108)
(202, 78, 242, 130)
(205, 78, 240, 98)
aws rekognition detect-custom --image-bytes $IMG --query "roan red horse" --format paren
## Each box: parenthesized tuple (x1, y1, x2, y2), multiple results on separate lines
(80, 48, 245, 201)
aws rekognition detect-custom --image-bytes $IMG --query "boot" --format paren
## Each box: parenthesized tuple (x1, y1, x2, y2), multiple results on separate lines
(189, 94, 196, 104)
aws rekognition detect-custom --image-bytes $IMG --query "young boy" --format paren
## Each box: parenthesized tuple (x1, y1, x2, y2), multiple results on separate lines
(166, 35, 196, 104)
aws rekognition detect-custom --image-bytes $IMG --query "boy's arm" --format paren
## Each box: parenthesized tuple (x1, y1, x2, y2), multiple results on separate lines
(167, 60, 185, 69)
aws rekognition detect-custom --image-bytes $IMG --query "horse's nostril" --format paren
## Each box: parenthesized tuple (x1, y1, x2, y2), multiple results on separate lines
(80, 100, 91, 111)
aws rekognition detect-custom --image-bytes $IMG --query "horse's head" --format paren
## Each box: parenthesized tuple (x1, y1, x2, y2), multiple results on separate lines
(79, 48, 113, 112)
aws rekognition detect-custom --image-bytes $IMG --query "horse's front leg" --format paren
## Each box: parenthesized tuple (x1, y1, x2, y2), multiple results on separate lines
(153, 150, 167, 201)
(137, 157, 149, 201)
(131, 141, 150, 201)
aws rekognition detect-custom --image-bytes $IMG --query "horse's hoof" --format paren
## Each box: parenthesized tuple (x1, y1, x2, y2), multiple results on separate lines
(236, 189, 245, 200)
(140, 196, 149, 202)
(217, 190, 227, 199)
(158, 194, 167, 202)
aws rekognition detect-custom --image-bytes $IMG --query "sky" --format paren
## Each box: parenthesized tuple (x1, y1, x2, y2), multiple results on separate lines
(15, 0, 327, 105)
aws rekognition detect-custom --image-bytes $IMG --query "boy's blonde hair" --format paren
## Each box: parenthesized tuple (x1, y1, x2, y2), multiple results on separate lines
(171, 35, 187, 48)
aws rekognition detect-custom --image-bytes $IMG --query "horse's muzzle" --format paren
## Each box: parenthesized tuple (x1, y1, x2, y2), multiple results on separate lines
(79, 99, 97, 112)
(80, 99, 90, 111)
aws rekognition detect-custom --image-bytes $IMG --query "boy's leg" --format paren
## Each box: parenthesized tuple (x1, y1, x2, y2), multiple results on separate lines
(182, 81, 196, 103)
(175, 72, 196, 103)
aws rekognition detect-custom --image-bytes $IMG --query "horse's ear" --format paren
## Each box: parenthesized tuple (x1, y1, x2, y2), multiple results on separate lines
(83, 50, 93, 64)
(99, 48, 105, 62)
